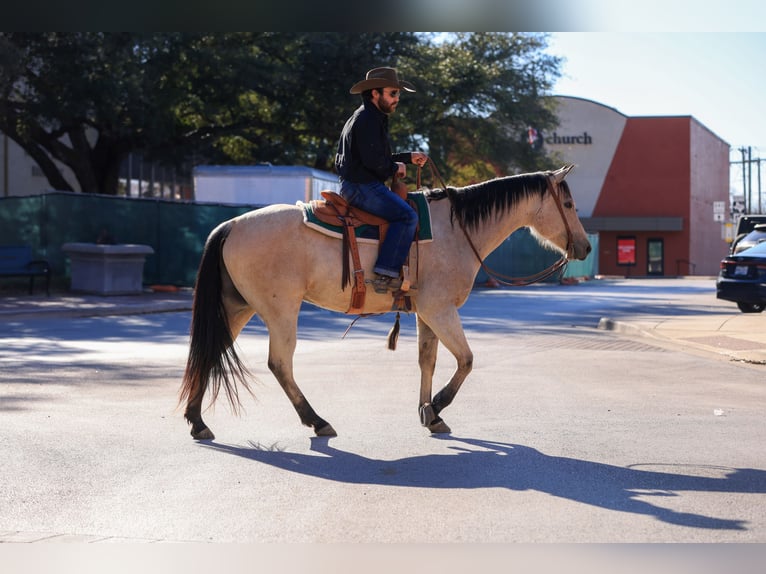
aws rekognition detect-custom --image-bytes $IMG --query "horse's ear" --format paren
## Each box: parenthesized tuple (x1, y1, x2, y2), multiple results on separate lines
(553, 164, 575, 183)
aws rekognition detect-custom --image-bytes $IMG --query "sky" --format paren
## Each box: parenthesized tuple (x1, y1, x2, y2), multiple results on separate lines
(544, 32, 766, 197)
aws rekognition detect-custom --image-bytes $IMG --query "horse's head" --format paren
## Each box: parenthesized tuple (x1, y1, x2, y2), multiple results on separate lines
(531, 164, 592, 261)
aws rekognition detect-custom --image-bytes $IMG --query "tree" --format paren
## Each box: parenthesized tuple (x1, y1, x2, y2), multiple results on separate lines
(0, 33, 282, 194)
(201, 32, 422, 170)
(209, 32, 563, 184)
(0, 32, 561, 194)
(397, 32, 563, 186)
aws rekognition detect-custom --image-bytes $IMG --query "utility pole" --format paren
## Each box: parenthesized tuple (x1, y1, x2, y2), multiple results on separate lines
(747, 146, 753, 213)
(733, 146, 763, 214)
(739, 147, 748, 212)
(759, 158, 763, 214)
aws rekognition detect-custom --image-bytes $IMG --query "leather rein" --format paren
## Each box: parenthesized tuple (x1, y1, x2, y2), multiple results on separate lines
(421, 163, 574, 287)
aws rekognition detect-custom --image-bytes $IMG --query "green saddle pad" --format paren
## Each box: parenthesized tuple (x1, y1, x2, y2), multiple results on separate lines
(301, 191, 433, 243)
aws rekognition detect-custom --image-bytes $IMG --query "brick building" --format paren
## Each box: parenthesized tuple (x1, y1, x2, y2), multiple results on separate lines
(543, 96, 730, 276)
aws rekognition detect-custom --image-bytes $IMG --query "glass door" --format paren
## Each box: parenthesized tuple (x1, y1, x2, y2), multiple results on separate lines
(647, 238, 664, 275)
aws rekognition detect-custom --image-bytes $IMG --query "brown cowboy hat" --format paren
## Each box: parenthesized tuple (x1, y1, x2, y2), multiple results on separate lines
(349, 67, 416, 94)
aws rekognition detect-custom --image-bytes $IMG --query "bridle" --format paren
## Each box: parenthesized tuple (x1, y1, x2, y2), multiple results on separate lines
(343, 163, 575, 340)
(419, 162, 574, 287)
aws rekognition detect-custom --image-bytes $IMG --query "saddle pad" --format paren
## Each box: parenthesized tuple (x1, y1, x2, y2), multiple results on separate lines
(300, 191, 433, 243)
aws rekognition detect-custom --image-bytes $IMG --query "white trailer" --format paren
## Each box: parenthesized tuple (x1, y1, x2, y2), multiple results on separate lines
(192, 164, 340, 205)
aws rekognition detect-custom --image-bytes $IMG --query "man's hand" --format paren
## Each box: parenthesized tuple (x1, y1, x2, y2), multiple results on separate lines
(411, 152, 428, 167)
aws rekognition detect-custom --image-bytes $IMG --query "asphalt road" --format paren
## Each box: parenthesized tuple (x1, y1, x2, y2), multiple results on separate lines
(1, 278, 764, 544)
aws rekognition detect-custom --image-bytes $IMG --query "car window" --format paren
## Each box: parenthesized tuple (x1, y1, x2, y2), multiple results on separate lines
(732, 240, 766, 257)
(736, 216, 766, 236)
(741, 227, 766, 242)
(732, 224, 766, 253)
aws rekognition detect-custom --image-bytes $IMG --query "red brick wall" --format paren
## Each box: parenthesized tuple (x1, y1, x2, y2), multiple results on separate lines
(594, 117, 692, 276)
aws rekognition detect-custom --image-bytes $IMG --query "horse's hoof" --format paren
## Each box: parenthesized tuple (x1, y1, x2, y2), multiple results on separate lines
(191, 426, 215, 440)
(315, 422, 337, 437)
(428, 419, 451, 434)
(419, 403, 436, 427)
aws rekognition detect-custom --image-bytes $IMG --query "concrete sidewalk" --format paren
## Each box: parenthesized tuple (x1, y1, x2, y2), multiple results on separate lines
(0, 288, 194, 320)
(1, 284, 765, 365)
(598, 313, 766, 366)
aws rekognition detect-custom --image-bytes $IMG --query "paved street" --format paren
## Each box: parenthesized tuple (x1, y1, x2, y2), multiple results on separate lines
(0, 278, 764, 543)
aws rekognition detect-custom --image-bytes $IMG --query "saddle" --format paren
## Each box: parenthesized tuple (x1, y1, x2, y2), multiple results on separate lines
(309, 179, 413, 314)
(312, 191, 390, 233)
(310, 176, 409, 233)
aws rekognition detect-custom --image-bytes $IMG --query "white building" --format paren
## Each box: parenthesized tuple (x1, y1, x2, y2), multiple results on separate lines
(1, 133, 80, 197)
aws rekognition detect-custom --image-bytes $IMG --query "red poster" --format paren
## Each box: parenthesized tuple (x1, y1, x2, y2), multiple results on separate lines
(617, 237, 636, 266)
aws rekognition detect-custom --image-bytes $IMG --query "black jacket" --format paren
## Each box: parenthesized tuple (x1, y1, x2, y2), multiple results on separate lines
(335, 100, 411, 184)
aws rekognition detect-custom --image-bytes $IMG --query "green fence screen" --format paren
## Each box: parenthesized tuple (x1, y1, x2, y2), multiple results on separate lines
(0, 192, 256, 286)
(476, 228, 600, 284)
(0, 192, 598, 288)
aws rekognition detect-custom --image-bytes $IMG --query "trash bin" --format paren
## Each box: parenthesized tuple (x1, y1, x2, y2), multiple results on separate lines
(62, 243, 155, 295)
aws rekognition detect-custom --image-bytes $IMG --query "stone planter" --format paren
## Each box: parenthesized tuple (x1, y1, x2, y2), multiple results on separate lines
(62, 243, 155, 295)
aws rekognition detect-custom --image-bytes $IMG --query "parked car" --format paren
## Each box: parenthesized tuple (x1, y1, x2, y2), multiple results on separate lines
(716, 241, 766, 313)
(730, 214, 766, 254)
(731, 223, 766, 254)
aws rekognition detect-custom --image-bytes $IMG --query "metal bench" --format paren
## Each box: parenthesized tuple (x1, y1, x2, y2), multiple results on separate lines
(0, 245, 51, 295)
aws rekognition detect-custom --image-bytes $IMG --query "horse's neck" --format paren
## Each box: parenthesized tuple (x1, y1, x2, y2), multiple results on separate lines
(466, 195, 538, 259)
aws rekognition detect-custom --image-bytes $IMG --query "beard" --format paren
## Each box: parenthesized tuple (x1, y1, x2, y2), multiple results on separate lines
(378, 99, 397, 114)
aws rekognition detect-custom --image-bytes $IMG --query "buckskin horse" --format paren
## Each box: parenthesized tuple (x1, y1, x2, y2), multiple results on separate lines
(180, 164, 591, 439)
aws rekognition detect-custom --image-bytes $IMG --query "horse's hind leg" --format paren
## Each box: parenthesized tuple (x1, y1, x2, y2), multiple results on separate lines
(184, 302, 255, 441)
(265, 311, 337, 437)
(185, 398, 214, 440)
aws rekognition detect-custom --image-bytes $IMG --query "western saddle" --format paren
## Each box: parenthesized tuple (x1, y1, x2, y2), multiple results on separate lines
(308, 177, 413, 314)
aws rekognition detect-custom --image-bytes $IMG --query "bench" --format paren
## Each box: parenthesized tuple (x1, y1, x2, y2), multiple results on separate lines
(0, 245, 51, 295)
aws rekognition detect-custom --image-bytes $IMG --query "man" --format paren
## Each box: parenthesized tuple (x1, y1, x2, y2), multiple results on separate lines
(335, 66, 428, 293)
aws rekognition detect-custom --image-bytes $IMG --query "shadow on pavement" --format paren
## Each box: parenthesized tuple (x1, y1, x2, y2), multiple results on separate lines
(202, 435, 765, 531)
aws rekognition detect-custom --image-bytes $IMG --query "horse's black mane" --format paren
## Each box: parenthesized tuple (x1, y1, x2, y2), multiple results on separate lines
(424, 172, 557, 231)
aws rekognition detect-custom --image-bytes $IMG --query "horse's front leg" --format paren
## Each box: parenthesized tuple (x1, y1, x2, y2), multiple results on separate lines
(417, 309, 473, 434)
(266, 314, 337, 437)
(416, 315, 447, 433)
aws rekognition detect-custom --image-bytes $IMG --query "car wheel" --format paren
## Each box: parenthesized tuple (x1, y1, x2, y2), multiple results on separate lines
(736, 302, 765, 313)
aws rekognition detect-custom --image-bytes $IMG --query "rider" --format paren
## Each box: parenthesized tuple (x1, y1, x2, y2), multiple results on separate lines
(335, 66, 428, 293)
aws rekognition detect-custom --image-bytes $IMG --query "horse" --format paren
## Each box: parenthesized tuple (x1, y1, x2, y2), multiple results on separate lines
(179, 164, 591, 440)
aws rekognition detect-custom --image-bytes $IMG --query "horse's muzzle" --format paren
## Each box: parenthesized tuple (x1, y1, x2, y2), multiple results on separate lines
(572, 240, 592, 261)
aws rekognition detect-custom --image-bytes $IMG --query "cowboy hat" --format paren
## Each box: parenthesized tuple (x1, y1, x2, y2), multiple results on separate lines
(349, 67, 416, 94)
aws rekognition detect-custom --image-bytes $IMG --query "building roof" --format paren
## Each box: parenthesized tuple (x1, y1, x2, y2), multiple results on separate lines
(193, 164, 337, 181)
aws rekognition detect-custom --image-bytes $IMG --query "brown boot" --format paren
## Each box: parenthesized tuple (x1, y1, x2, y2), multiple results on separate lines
(369, 274, 402, 294)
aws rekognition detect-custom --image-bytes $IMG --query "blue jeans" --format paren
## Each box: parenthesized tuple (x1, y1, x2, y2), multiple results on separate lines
(340, 180, 418, 277)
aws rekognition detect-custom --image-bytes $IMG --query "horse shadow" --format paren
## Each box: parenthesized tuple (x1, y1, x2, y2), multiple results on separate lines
(202, 436, 765, 531)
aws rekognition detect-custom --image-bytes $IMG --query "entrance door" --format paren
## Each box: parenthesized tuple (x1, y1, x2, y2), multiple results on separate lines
(647, 238, 664, 275)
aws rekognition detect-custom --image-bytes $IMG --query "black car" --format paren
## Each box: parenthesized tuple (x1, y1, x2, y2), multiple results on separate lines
(717, 241, 766, 313)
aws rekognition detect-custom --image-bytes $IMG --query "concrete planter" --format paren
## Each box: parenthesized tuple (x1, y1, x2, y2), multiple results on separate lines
(62, 243, 155, 295)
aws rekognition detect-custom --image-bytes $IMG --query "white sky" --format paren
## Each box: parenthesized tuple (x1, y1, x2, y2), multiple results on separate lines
(545, 32, 766, 197)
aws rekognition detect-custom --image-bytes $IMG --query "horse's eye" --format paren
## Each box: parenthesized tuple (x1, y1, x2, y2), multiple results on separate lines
(564, 201, 573, 209)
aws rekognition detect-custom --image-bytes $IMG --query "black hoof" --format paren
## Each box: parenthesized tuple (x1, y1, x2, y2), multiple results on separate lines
(428, 418, 451, 434)
(315, 421, 337, 437)
(191, 425, 215, 440)
(420, 403, 436, 426)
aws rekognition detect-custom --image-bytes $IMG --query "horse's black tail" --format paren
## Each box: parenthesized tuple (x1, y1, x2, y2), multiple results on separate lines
(179, 220, 252, 415)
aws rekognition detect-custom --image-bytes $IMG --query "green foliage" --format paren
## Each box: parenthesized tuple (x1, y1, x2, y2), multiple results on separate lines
(0, 32, 562, 194)
(397, 32, 563, 186)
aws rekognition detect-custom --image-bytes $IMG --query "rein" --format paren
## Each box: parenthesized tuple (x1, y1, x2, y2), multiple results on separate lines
(422, 163, 573, 287)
